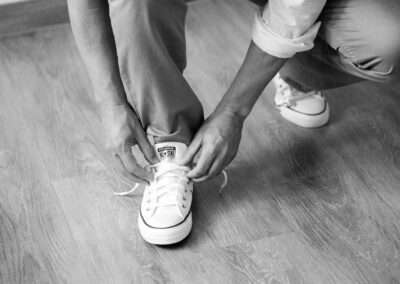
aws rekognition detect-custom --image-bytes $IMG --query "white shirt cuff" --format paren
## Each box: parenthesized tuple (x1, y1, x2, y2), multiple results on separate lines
(251, 10, 321, 58)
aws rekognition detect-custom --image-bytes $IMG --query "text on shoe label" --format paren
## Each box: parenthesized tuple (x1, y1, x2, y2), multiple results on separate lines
(158, 146, 176, 159)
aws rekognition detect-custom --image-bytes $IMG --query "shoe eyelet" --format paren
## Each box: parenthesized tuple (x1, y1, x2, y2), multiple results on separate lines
(184, 189, 187, 193)
(183, 197, 186, 201)
(182, 205, 186, 208)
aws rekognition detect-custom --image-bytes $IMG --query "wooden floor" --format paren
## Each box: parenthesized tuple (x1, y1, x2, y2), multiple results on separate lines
(1, 0, 400, 283)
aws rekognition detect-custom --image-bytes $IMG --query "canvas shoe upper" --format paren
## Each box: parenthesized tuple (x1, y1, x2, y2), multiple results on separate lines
(140, 142, 192, 229)
(272, 73, 329, 128)
(113, 141, 228, 244)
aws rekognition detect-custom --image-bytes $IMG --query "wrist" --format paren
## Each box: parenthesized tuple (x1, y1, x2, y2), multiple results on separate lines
(217, 90, 253, 120)
(227, 102, 251, 119)
(215, 101, 248, 122)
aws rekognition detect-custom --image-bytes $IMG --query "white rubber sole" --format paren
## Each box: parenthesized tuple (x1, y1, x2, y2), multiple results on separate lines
(278, 103, 329, 128)
(138, 212, 192, 245)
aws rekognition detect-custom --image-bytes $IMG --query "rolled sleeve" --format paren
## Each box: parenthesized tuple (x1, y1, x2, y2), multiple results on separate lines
(251, 0, 326, 58)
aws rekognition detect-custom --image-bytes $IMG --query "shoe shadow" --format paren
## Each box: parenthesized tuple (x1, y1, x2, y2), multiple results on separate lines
(184, 133, 324, 245)
(158, 87, 384, 247)
(187, 112, 373, 245)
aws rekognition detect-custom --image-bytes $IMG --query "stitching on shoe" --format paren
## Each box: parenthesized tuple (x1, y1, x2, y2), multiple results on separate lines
(286, 100, 328, 116)
(140, 209, 192, 229)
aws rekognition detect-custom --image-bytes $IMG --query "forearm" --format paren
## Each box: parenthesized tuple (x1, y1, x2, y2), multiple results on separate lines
(67, 0, 127, 106)
(217, 41, 286, 118)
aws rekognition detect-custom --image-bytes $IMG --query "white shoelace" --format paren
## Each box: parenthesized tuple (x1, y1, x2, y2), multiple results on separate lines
(114, 162, 228, 216)
(275, 76, 319, 107)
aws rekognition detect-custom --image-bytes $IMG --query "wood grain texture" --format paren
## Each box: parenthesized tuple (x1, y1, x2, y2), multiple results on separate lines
(0, 0, 68, 36)
(1, 0, 400, 283)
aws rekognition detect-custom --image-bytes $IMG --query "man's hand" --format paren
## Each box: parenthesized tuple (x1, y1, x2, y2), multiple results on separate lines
(178, 42, 286, 183)
(180, 106, 244, 182)
(101, 103, 159, 184)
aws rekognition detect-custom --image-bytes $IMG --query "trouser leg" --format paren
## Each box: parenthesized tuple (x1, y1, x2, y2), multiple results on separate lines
(108, 0, 204, 145)
(280, 0, 400, 91)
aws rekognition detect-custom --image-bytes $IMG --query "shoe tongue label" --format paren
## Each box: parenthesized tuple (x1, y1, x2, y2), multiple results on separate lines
(157, 146, 176, 160)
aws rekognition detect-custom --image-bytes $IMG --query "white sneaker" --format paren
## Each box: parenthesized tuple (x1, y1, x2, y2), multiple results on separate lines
(138, 142, 192, 245)
(113, 142, 228, 244)
(272, 73, 329, 128)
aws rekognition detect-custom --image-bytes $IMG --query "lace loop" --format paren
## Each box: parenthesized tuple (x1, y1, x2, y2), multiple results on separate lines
(274, 75, 322, 107)
(113, 162, 190, 217)
(113, 183, 140, 196)
(113, 164, 228, 198)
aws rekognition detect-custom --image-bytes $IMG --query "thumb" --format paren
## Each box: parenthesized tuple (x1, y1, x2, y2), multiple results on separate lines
(136, 129, 159, 164)
(180, 136, 202, 166)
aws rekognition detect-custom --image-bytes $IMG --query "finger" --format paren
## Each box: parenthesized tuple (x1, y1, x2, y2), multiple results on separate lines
(187, 147, 216, 179)
(119, 146, 153, 183)
(193, 153, 226, 182)
(180, 136, 202, 166)
(113, 153, 149, 184)
(136, 129, 159, 164)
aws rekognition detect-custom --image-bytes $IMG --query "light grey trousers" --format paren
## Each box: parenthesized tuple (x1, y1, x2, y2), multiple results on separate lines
(108, 0, 400, 144)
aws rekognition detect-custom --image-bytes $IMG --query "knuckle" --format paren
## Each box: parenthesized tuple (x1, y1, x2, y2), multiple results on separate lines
(208, 147, 217, 155)
(208, 138, 223, 149)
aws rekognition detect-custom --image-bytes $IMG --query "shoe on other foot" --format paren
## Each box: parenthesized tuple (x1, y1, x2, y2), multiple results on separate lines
(272, 73, 329, 128)
(138, 142, 192, 245)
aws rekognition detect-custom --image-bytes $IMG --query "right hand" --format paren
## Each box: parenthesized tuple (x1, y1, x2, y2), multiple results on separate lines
(100, 103, 159, 184)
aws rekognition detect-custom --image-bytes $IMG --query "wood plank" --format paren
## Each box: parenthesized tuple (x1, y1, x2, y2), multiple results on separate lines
(50, 155, 400, 283)
(0, 148, 89, 283)
(0, 25, 116, 181)
(0, 0, 400, 282)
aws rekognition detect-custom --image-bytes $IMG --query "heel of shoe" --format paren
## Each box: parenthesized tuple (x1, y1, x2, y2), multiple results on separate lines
(280, 103, 330, 128)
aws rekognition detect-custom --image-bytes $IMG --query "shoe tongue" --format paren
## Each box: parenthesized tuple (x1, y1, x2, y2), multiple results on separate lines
(154, 142, 187, 163)
(153, 142, 188, 189)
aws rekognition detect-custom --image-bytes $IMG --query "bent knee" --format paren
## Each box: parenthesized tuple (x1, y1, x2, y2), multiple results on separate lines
(368, 24, 400, 83)
(324, 0, 400, 83)
(371, 20, 400, 72)
(356, 1, 400, 77)
(349, 9, 400, 83)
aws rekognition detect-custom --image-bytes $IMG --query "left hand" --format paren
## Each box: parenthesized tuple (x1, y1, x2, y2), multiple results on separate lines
(180, 106, 245, 182)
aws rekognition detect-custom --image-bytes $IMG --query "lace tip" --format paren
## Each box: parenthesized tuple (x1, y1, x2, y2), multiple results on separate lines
(113, 192, 129, 196)
(113, 183, 140, 196)
(218, 170, 228, 195)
